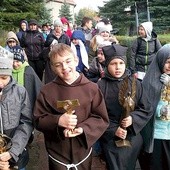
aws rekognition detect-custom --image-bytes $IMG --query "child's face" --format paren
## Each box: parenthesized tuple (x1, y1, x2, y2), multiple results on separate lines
(107, 58, 126, 78)
(163, 58, 170, 74)
(0, 75, 10, 89)
(21, 22, 27, 31)
(51, 52, 78, 83)
(97, 49, 105, 63)
(13, 60, 23, 70)
(72, 39, 79, 45)
(138, 26, 146, 38)
(100, 31, 110, 41)
(7, 40, 17, 48)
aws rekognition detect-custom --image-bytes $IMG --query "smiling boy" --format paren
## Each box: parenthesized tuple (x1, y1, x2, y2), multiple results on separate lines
(33, 43, 109, 170)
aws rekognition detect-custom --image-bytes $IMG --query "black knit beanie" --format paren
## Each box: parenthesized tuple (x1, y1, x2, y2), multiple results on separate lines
(102, 44, 128, 66)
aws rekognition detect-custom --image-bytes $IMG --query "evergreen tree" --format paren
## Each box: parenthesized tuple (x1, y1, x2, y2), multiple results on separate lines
(99, 0, 170, 35)
(59, 0, 72, 21)
(0, 0, 52, 30)
(149, 0, 170, 33)
(99, 0, 134, 35)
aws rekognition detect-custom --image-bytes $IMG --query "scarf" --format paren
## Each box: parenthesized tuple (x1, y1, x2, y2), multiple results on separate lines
(12, 61, 29, 86)
(71, 41, 89, 69)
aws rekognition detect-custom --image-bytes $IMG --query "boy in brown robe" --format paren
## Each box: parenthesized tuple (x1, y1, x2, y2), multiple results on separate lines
(33, 43, 109, 170)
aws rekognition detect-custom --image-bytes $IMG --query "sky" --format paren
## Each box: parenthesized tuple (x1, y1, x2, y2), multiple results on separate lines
(74, 0, 109, 13)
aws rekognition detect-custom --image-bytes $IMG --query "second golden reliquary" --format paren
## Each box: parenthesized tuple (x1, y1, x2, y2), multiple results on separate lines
(160, 85, 170, 121)
(0, 134, 12, 154)
(115, 76, 136, 147)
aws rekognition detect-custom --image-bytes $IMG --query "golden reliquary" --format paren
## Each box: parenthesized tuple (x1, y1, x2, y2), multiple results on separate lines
(57, 99, 80, 115)
(115, 77, 136, 147)
(160, 85, 170, 121)
(0, 134, 12, 154)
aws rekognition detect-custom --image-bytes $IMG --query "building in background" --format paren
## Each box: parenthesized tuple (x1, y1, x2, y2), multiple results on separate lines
(45, 0, 76, 23)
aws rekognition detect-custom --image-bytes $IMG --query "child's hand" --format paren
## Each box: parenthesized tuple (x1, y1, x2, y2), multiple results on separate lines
(121, 116, 132, 128)
(0, 152, 11, 170)
(0, 152, 11, 162)
(115, 126, 127, 139)
(64, 127, 83, 137)
(58, 112, 77, 130)
(133, 73, 138, 79)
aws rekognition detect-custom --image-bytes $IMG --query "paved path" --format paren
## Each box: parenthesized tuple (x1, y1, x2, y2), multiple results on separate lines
(26, 130, 141, 170)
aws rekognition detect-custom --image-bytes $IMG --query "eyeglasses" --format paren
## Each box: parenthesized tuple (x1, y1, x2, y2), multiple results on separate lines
(51, 58, 74, 69)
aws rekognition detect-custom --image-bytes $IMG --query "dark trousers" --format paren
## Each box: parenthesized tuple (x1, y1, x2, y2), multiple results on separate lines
(28, 60, 45, 81)
(138, 139, 170, 170)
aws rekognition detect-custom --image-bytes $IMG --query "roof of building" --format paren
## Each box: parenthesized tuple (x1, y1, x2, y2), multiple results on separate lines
(46, 0, 76, 6)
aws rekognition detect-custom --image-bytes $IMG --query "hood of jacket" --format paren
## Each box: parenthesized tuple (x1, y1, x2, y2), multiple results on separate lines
(140, 21, 153, 41)
(71, 30, 86, 43)
(19, 20, 28, 31)
(6, 31, 19, 44)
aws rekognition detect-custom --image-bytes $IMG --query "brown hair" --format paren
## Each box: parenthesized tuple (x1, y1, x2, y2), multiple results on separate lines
(49, 43, 75, 62)
(81, 17, 92, 27)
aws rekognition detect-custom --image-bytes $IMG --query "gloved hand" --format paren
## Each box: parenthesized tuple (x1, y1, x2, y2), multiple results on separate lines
(160, 73, 170, 86)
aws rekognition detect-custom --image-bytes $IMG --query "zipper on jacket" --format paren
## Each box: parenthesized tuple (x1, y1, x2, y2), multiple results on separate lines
(145, 42, 149, 72)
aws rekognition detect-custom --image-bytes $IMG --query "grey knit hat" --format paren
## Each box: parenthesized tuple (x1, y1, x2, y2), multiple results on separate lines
(0, 46, 14, 76)
(54, 19, 63, 27)
(98, 26, 110, 34)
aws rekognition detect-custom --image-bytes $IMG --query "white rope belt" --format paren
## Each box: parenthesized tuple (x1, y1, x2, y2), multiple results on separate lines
(49, 147, 92, 170)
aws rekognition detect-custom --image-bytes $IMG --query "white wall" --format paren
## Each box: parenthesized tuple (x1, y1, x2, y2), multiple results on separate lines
(45, 1, 75, 24)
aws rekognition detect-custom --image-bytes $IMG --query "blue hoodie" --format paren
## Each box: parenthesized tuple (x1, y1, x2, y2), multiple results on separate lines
(16, 20, 28, 43)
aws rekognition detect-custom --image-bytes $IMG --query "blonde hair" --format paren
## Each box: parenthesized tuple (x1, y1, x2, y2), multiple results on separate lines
(90, 35, 99, 52)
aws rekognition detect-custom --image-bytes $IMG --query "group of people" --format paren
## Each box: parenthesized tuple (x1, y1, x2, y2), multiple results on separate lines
(0, 15, 169, 170)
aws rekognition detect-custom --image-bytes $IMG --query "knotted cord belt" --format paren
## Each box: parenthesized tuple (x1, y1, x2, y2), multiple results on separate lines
(49, 147, 92, 170)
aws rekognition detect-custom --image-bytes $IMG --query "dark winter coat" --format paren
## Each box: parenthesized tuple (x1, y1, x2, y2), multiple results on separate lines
(23, 66, 43, 110)
(129, 32, 162, 74)
(20, 30, 45, 60)
(39, 47, 56, 84)
(44, 32, 70, 47)
(87, 57, 105, 83)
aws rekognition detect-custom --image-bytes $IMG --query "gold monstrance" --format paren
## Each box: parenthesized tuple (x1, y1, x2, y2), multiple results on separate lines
(115, 77, 136, 147)
(160, 84, 170, 120)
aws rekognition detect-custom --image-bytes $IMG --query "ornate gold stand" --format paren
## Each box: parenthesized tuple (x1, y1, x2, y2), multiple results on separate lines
(115, 77, 136, 147)
(115, 139, 131, 147)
